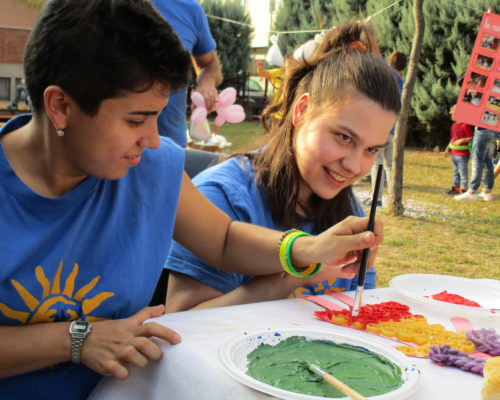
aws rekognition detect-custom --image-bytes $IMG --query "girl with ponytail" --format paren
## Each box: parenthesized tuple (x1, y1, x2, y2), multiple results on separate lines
(165, 21, 401, 312)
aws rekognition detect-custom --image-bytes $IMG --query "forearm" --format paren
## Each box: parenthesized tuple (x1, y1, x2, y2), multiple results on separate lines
(219, 220, 362, 277)
(219, 221, 288, 275)
(191, 274, 295, 310)
(452, 138, 472, 146)
(176, 180, 378, 279)
(196, 56, 222, 90)
(0, 322, 71, 378)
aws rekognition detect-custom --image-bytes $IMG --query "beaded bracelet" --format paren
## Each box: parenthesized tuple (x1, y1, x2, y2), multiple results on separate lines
(278, 230, 321, 277)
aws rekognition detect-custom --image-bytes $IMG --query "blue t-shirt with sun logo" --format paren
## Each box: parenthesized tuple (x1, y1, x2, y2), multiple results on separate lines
(0, 115, 184, 399)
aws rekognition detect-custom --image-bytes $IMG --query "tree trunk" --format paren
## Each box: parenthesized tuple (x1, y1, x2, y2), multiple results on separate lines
(387, 0, 425, 216)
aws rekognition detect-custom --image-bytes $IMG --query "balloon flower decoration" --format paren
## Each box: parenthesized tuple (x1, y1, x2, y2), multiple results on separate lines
(189, 87, 245, 141)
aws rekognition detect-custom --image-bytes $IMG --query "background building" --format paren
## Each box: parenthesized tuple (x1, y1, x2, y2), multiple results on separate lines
(0, 0, 39, 109)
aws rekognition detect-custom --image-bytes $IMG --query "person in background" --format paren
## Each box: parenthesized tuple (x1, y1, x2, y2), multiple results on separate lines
(256, 52, 293, 99)
(0, 2, 385, 398)
(454, 70, 499, 202)
(256, 52, 294, 122)
(164, 21, 401, 312)
(455, 126, 499, 202)
(151, 0, 222, 147)
(366, 50, 407, 207)
(8, 79, 27, 110)
(444, 120, 474, 195)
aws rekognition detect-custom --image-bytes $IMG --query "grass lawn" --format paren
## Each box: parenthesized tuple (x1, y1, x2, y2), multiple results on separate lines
(213, 119, 265, 152)
(216, 120, 500, 288)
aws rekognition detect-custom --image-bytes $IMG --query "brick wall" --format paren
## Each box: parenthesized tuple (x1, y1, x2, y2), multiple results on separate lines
(0, 0, 40, 29)
(0, 28, 31, 64)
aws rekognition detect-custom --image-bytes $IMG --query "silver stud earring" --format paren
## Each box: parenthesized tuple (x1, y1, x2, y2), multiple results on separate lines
(56, 128, 65, 137)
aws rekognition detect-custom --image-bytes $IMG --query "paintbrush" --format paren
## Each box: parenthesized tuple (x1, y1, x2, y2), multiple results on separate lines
(351, 164, 383, 317)
(309, 364, 368, 400)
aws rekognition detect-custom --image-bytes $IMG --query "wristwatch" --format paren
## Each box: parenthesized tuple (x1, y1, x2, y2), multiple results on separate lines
(69, 320, 91, 364)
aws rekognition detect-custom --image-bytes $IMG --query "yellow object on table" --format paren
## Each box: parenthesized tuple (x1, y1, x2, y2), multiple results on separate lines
(483, 357, 500, 400)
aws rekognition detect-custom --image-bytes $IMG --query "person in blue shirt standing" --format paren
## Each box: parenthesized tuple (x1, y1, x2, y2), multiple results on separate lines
(165, 21, 402, 312)
(151, 0, 222, 147)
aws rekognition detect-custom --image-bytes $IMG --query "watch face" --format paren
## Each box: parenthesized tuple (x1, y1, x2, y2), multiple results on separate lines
(74, 325, 88, 333)
(71, 321, 90, 333)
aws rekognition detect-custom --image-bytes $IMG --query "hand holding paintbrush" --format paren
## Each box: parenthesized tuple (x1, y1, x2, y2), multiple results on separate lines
(352, 164, 384, 317)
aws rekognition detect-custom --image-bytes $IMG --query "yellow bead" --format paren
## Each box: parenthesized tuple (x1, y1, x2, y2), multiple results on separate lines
(396, 346, 413, 355)
(380, 326, 397, 337)
(429, 324, 445, 333)
(352, 321, 365, 330)
(331, 315, 349, 325)
(366, 323, 381, 333)
(460, 340, 475, 353)
(442, 331, 458, 341)
(433, 335, 447, 346)
(414, 334, 430, 345)
(397, 329, 414, 342)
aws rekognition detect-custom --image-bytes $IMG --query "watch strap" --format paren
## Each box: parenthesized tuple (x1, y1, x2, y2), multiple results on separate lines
(70, 320, 91, 364)
(71, 335, 85, 364)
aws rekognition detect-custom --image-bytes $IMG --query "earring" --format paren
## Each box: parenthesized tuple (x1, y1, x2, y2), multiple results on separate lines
(56, 128, 65, 137)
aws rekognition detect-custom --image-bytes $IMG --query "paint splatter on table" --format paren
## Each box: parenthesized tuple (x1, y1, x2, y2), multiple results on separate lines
(426, 290, 481, 307)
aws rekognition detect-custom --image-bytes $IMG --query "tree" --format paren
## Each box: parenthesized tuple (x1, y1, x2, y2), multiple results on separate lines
(202, 0, 253, 96)
(272, 0, 321, 56)
(272, 0, 366, 56)
(388, 0, 425, 216)
(368, 0, 498, 148)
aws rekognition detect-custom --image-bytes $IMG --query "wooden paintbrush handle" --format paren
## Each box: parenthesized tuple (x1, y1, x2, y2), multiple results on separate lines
(323, 372, 368, 400)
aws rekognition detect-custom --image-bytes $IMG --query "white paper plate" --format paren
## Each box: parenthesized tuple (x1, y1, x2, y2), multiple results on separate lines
(390, 274, 500, 317)
(219, 326, 420, 400)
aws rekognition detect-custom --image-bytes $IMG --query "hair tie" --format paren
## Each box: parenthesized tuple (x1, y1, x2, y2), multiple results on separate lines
(349, 41, 367, 52)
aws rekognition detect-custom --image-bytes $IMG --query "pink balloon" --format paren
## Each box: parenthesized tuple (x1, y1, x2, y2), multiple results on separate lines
(217, 87, 236, 108)
(191, 107, 207, 126)
(214, 115, 226, 127)
(190, 87, 245, 134)
(191, 91, 206, 108)
(224, 105, 245, 123)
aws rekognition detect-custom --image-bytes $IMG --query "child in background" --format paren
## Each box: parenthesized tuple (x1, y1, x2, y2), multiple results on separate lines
(256, 53, 293, 97)
(444, 121, 474, 195)
(256, 53, 294, 121)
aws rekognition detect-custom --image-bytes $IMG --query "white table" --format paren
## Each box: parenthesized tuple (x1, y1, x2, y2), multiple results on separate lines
(89, 287, 500, 400)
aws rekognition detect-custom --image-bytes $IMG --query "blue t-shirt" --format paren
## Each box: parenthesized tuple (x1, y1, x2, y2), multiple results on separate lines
(151, 0, 217, 147)
(0, 115, 184, 399)
(166, 157, 375, 297)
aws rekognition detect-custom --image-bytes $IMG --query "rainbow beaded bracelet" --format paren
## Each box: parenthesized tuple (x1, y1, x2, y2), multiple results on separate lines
(278, 230, 321, 278)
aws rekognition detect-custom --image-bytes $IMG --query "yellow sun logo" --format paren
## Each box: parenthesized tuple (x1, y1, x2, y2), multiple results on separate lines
(0, 261, 114, 324)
